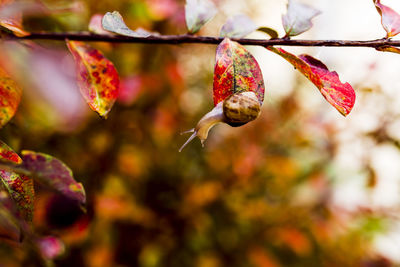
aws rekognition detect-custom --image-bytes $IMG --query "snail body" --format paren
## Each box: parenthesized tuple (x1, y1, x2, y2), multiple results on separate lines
(179, 91, 261, 152)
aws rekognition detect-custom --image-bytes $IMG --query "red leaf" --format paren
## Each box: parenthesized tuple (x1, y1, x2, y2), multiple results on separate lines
(213, 38, 265, 106)
(0, 140, 34, 221)
(0, 140, 21, 164)
(373, 0, 400, 38)
(20, 151, 86, 205)
(0, 171, 34, 221)
(66, 40, 120, 118)
(0, 67, 22, 128)
(267, 46, 355, 116)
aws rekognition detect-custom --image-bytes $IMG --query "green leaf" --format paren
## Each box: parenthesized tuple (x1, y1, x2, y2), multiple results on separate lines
(257, 27, 279, 39)
(185, 0, 217, 34)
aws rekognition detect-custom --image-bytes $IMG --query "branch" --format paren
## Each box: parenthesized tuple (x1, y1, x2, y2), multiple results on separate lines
(2, 32, 400, 48)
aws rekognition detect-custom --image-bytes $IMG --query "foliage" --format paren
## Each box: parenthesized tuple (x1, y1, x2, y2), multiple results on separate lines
(0, 0, 398, 266)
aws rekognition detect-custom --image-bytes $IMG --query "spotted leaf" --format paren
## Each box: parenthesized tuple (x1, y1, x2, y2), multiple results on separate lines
(267, 46, 355, 116)
(0, 141, 34, 221)
(373, 0, 400, 38)
(0, 140, 21, 164)
(213, 38, 265, 106)
(66, 40, 120, 118)
(19, 151, 85, 205)
(0, 67, 22, 128)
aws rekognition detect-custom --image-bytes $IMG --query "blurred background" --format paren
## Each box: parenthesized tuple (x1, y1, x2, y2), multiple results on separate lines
(1, 0, 400, 266)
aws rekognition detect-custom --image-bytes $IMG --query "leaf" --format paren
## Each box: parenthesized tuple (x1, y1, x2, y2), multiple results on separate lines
(282, 0, 321, 37)
(0, 67, 22, 128)
(0, 171, 34, 221)
(66, 40, 120, 118)
(220, 14, 257, 38)
(0, 0, 30, 37)
(102, 11, 152, 38)
(0, 17, 29, 37)
(267, 46, 355, 116)
(0, 140, 34, 221)
(0, 190, 21, 242)
(0, 139, 21, 164)
(376, 45, 400, 53)
(88, 14, 111, 35)
(373, 0, 400, 38)
(257, 27, 279, 39)
(19, 151, 86, 205)
(185, 0, 217, 34)
(213, 38, 265, 106)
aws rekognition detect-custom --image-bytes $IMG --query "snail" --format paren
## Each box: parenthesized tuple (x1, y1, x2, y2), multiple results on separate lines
(179, 38, 265, 151)
(179, 91, 261, 152)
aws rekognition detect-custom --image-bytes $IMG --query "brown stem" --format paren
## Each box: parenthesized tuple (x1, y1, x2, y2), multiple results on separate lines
(2, 32, 400, 48)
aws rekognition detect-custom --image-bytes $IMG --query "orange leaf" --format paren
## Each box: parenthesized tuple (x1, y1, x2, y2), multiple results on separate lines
(0, 0, 30, 37)
(0, 67, 22, 127)
(66, 41, 120, 118)
(376, 45, 400, 54)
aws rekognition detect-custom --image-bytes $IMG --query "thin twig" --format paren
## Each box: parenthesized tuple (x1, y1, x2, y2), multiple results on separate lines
(2, 32, 400, 48)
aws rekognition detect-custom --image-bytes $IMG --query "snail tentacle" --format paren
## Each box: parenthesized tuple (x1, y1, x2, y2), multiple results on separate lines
(179, 102, 224, 152)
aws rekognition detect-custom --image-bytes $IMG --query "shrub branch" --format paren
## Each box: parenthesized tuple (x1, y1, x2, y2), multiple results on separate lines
(2, 32, 400, 48)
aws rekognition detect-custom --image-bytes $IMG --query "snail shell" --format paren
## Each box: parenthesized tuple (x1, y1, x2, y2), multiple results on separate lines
(223, 91, 261, 127)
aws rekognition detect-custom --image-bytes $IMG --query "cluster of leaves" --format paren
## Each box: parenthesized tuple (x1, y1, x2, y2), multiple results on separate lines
(0, 0, 400, 265)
